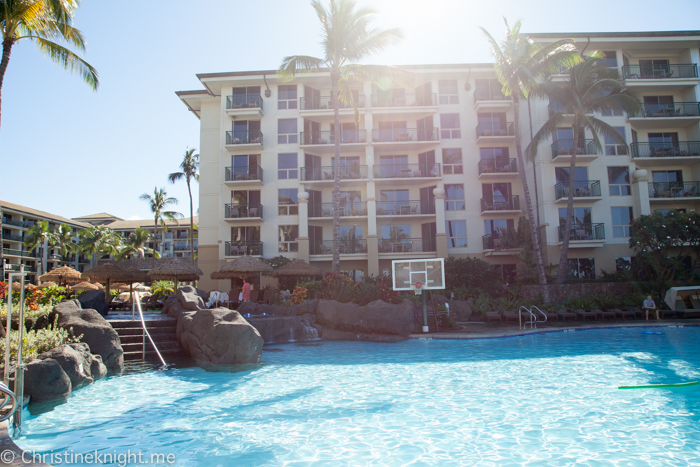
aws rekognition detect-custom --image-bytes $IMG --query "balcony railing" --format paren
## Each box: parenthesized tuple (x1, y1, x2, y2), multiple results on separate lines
(372, 128, 439, 143)
(638, 102, 700, 118)
(1, 218, 31, 228)
(2, 249, 23, 257)
(226, 94, 263, 110)
(551, 139, 597, 159)
(378, 238, 436, 253)
(370, 93, 436, 107)
(622, 64, 698, 80)
(478, 159, 517, 175)
(312, 239, 367, 255)
(554, 180, 602, 200)
(373, 163, 441, 179)
(308, 202, 368, 218)
(225, 241, 262, 256)
(481, 196, 520, 212)
(4, 264, 21, 271)
(300, 95, 366, 110)
(473, 89, 508, 102)
(225, 165, 263, 182)
(632, 142, 700, 158)
(558, 223, 605, 242)
(300, 130, 367, 145)
(649, 181, 700, 199)
(301, 165, 368, 181)
(62, 255, 76, 262)
(173, 244, 191, 251)
(226, 130, 263, 146)
(49, 254, 61, 260)
(476, 122, 514, 138)
(376, 200, 435, 216)
(224, 203, 263, 219)
(2, 233, 23, 242)
(482, 232, 520, 250)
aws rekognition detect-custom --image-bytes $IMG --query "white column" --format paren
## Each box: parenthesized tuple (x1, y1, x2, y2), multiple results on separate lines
(433, 187, 448, 258)
(298, 191, 310, 261)
(632, 169, 651, 216)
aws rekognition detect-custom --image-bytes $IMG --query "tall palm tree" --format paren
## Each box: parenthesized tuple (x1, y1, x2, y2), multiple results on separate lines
(24, 220, 55, 276)
(139, 187, 182, 268)
(116, 227, 160, 269)
(49, 223, 79, 263)
(527, 53, 641, 284)
(279, 0, 404, 272)
(168, 148, 199, 264)
(0, 0, 99, 132)
(481, 18, 579, 303)
(78, 225, 123, 268)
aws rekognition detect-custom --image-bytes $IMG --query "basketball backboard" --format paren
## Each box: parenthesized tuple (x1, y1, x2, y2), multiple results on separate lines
(391, 258, 445, 291)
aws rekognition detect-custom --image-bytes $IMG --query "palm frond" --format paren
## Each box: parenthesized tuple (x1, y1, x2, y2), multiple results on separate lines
(31, 36, 98, 89)
(526, 112, 565, 161)
(278, 55, 325, 82)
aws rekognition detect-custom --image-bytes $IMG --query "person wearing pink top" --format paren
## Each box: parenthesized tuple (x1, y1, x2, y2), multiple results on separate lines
(242, 280, 251, 302)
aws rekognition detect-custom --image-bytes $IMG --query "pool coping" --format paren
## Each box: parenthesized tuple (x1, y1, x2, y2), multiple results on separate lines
(0, 421, 50, 466)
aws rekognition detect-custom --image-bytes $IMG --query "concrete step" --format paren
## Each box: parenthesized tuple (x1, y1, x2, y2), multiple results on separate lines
(113, 326, 177, 337)
(121, 340, 181, 353)
(123, 348, 189, 362)
(109, 319, 177, 330)
(119, 332, 177, 344)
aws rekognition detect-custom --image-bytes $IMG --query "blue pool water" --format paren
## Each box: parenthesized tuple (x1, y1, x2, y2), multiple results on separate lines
(18, 327, 700, 466)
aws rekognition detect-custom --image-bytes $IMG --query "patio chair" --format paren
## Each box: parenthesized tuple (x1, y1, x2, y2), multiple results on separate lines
(659, 308, 677, 319)
(574, 309, 597, 321)
(485, 312, 502, 323)
(249, 207, 258, 217)
(626, 307, 644, 320)
(229, 245, 240, 256)
(598, 309, 616, 321)
(249, 290, 260, 302)
(613, 308, 636, 320)
(502, 311, 520, 323)
(556, 309, 577, 321)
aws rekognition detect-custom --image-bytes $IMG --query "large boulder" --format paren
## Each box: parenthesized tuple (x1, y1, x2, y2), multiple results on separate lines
(177, 286, 205, 311)
(177, 307, 263, 369)
(237, 299, 319, 317)
(54, 300, 124, 374)
(36, 343, 105, 390)
(24, 358, 71, 404)
(245, 316, 319, 343)
(447, 299, 473, 321)
(316, 299, 415, 336)
(162, 294, 187, 319)
(78, 290, 108, 317)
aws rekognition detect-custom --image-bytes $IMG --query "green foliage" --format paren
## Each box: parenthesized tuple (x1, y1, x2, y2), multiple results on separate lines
(352, 276, 401, 306)
(38, 286, 69, 306)
(0, 303, 53, 326)
(265, 256, 293, 269)
(445, 256, 503, 295)
(0, 317, 82, 366)
(150, 280, 175, 299)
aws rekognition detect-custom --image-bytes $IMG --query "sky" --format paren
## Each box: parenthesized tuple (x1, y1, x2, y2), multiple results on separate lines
(1, 0, 700, 222)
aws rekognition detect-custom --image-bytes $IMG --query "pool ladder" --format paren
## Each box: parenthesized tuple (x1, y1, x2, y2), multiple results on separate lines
(519, 306, 548, 329)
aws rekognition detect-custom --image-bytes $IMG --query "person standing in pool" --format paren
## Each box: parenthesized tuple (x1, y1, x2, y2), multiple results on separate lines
(242, 279, 251, 302)
(643, 295, 658, 320)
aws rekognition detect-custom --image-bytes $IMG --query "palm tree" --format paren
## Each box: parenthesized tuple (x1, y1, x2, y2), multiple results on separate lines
(481, 18, 579, 303)
(0, 0, 99, 132)
(24, 220, 55, 276)
(168, 148, 199, 264)
(116, 227, 160, 269)
(49, 223, 79, 263)
(279, 0, 404, 272)
(527, 53, 641, 284)
(78, 225, 123, 268)
(139, 187, 182, 268)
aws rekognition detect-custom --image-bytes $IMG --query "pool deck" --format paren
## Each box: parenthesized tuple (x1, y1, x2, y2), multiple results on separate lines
(0, 421, 49, 466)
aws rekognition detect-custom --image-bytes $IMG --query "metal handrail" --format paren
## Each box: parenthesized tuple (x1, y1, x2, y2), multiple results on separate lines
(134, 292, 166, 367)
(0, 382, 18, 423)
(531, 306, 548, 324)
(519, 306, 537, 329)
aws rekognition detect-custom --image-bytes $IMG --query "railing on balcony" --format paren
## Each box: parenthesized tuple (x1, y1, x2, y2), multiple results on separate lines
(482, 232, 520, 250)
(476, 122, 514, 138)
(632, 142, 700, 158)
(300, 95, 366, 110)
(2, 233, 23, 242)
(2, 249, 23, 257)
(300, 130, 367, 145)
(312, 239, 367, 255)
(49, 254, 61, 260)
(301, 165, 368, 181)
(373, 163, 441, 179)
(649, 181, 700, 199)
(558, 223, 605, 242)
(226, 94, 263, 110)
(478, 158, 517, 175)
(173, 244, 190, 251)
(481, 196, 520, 212)
(225, 165, 263, 182)
(225, 130, 263, 146)
(62, 255, 76, 262)
(309, 202, 368, 218)
(551, 139, 597, 159)
(638, 102, 700, 118)
(1, 218, 31, 228)
(224, 203, 263, 219)
(378, 238, 436, 253)
(225, 241, 263, 256)
(376, 200, 435, 216)
(622, 64, 698, 80)
(4, 264, 21, 271)
(372, 128, 439, 143)
(554, 180, 602, 200)
(370, 93, 436, 107)
(473, 89, 508, 102)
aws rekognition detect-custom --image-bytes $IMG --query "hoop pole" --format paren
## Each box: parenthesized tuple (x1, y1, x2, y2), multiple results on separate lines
(431, 291, 440, 332)
(422, 292, 428, 333)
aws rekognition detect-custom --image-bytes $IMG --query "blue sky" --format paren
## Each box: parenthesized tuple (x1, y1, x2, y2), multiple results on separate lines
(1, 0, 699, 221)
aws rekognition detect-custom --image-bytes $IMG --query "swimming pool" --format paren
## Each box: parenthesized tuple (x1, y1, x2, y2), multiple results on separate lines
(17, 327, 700, 466)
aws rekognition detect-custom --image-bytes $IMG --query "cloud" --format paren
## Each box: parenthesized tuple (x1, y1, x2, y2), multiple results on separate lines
(127, 215, 143, 221)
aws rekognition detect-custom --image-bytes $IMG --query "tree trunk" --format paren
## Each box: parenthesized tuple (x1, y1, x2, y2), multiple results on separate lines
(555, 117, 580, 284)
(187, 179, 194, 264)
(513, 96, 550, 303)
(0, 39, 15, 134)
(527, 96, 541, 227)
(331, 71, 341, 273)
(153, 219, 158, 269)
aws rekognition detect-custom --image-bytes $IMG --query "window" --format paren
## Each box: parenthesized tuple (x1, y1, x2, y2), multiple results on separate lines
(230, 86, 261, 108)
(378, 189, 409, 214)
(558, 207, 591, 226)
(616, 256, 632, 272)
(278, 189, 299, 216)
(377, 121, 407, 142)
(278, 85, 297, 109)
(611, 207, 633, 237)
(380, 224, 411, 252)
(440, 114, 461, 139)
(555, 167, 588, 184)
(438, 80, 459, 104)
(477, 112, 508, 136)
(339, 226, 364, 253)
(479, 147, 510, 172)
(442, 148, 463, 174)
(278, 153, 298, 179)
(605, 127, 627, 155)
(377, 155, 409, 178)
(474, 79, 504, 101)
(230, 226, 260, 255)
(567, 258, 596, 279)
(230, 120, 261, 144)
(278, 119, 298, 144)
(278, 225, 299, 252)
(656, 208, 687, 216)
(483, 183, 512, 210)
(608, 167, 631, 195)
(643, 96, 674, 117)
(445, 184, 465, 211)
(639, 59, 670, 78)
(597, 51, 618, 68)
(446, 220, 467, 248)
(484, 219, 514, 249)
(651, 170, 684, 197)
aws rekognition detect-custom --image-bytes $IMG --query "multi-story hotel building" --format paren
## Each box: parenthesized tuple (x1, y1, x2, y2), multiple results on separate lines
(178, 30, 700, 291)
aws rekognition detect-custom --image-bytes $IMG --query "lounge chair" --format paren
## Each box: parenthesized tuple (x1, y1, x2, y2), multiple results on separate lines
(597, 309, 616, 321)
(502, 311, 519, 323)
(659, 308, 677, 319)
(541, 311, 559, 322)
(575, 309, 597, 321)
(557, 309, 577, 321)
(613, 308, 635, 320)
(249, 289, 260, 302)
(485, 312, 501, 323)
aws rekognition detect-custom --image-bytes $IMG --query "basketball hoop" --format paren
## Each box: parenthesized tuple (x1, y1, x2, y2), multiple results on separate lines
(410, 282, 424, 295)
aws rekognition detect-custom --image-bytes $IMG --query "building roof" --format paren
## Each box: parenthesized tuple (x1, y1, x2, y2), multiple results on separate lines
(72, 212, 123, 221)
(105, 217, 198, 231)
(528, 30, 700, 39)
(0, 200, 92, 229)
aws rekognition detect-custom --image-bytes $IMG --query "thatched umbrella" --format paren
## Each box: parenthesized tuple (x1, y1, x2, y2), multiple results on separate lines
(40, 266, 82, 287)
(81, 264, 133, 304)
(211, 255, 273, 280)
(272, 259, 323, 278)
(71, 282, 99, 292)
(37, 281, 57, 289)
(148, 258, 202, 291)
(93, 282, 105, 290)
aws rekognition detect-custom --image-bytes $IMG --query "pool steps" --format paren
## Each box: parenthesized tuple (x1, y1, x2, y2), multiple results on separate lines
(109, 318, 189, 362)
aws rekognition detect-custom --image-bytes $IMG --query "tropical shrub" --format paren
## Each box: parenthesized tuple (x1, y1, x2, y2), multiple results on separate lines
(1, 317, 82, 367)
(290, 286, 308, 305)
(151, 280, 175, 299)
(444, 257, 503, 295)
(353, 276, 402, 305)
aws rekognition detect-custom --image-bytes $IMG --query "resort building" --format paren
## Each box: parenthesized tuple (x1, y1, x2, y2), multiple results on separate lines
(174, 30, 699, 290)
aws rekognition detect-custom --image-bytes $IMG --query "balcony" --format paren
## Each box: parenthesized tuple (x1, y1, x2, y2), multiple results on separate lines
(373, 163, 441, 184)
(299, 130, 367, 153)
(224, 203, 263, 222)
(475, 122, 515, 144)
(225, 241, 263, 256)
(480, 196, 520, 214)
(308, 202, 367, 218)
(629, 102, 700, 129)
(61, 255, 76, 263)
(551, 139, 598, 164)
(173, 244, 191, 251)
(311, 239, 367, 255)
(378, 238, 437, 254)
(558, 223, 605, 246)
(1, 218, 30, 228)
(225, 94, 263, 118)
(2, 233, 23, 242)
(477, 159, 518, 179)
(299, 95, 366, 111)
(49, 254, 61, 261)
(473, 90, 511, 112)
(300, 165, 368, 184)
(225, 166, 263, 186)
(622, 64, 698, 80)
(554, 180, 602, 203)
(482, 233, 522, 253)
(225, 130, 263, 151)
(370, 93, 437, 117)
(371, 128, 439, 151)
(631, 142, 700, 166)
(376, 200, 435, 217)
(2, 248, 23, 257)
(649, 181, 700, 200)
